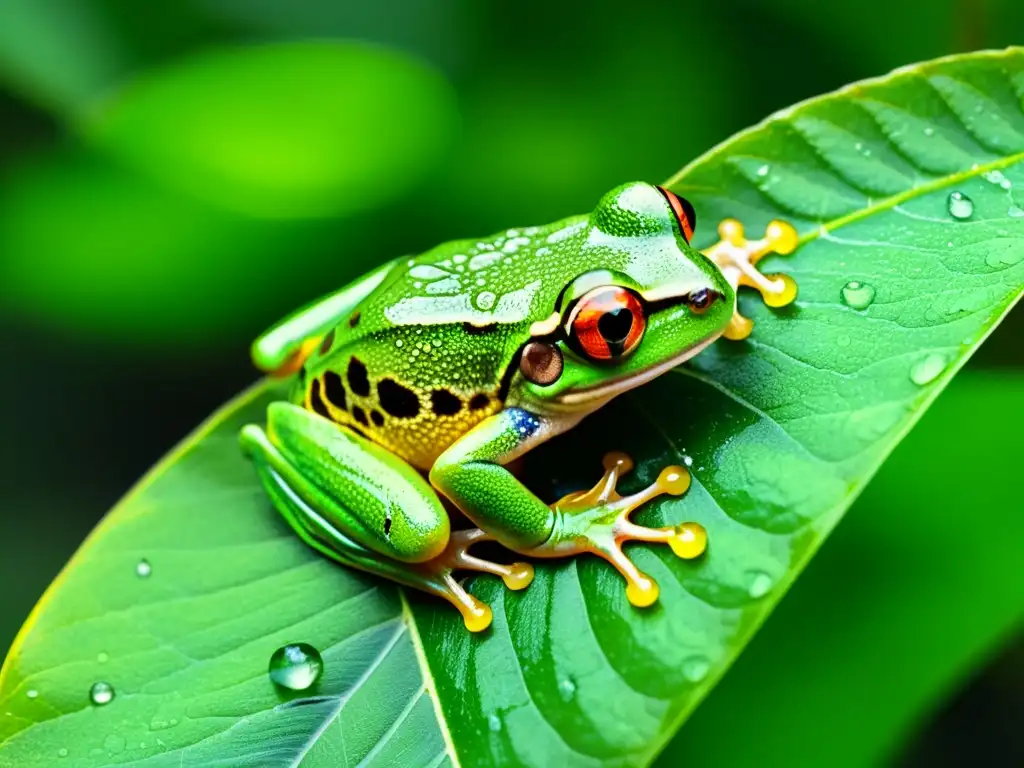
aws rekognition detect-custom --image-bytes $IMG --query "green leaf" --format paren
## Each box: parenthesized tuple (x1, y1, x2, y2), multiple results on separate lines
(658, 371, 1024, 768)
(2, 49, 1023, 767)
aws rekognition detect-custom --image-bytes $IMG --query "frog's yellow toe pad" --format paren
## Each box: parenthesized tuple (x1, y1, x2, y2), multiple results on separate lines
(703, 218, 799, 340)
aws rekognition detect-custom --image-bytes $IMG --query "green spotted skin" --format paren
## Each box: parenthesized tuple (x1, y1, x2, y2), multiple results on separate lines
(242, 181, 737, 621)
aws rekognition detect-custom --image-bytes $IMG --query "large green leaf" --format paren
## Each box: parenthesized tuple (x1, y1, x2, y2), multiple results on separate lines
(2, 49, 1022, 767)
(659, 371, 1024, 767)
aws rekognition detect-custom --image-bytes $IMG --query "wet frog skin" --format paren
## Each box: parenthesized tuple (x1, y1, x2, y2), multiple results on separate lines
(241, 182, 797, 631)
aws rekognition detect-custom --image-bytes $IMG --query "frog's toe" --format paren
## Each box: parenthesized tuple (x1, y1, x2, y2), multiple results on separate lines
(530, 453, 707, 607)
(703, 218, 799, 340)
(416, 528, 535, 632)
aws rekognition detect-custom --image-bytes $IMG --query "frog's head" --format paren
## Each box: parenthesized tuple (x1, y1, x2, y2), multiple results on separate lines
(513, 182, 734, 413)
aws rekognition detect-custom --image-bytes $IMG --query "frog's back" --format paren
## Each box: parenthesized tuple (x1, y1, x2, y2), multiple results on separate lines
(291, 215, 588, 469)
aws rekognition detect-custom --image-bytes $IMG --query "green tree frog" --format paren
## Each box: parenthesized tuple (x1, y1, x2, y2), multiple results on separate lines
(241, 182, 797, 631)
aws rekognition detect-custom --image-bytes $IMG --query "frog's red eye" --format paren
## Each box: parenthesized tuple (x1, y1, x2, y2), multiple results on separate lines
(655, 186, 696, 242)
(567, 286, 646, 362)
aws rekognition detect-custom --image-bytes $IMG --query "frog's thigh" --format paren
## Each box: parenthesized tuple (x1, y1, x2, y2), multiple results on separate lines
(241, 402, 449, 563)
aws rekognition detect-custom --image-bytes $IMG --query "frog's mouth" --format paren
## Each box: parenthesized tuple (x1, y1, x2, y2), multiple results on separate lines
(555, 335, 717, 407)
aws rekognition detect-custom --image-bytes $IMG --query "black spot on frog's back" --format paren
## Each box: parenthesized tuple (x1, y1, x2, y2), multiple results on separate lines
(430, 389, 462, 416)
(378, 379, 420, 418)
(322, 371, 347, 411)
(309, 379, 332, 420)
(347, 357, 370, 397)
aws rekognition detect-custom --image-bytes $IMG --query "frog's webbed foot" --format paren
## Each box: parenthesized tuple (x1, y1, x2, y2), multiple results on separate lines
(528, 452, 707, 608)
(417, 529, 534, 632)
(703, 218, 799, 340)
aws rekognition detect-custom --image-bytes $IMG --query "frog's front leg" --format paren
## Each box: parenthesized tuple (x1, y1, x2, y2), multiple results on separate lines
(430, 408, 707, 608)
(241, 403, 532, 632)
(703, 218, 799, 340)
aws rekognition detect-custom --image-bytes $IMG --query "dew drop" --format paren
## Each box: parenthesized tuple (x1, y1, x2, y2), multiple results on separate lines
(947, 191, 974, 220)
(89, 682, 115, 706)
(26, 689, 38, 699)
(923, 126, 935, 136)
(910, 353, 947, 385)
(682, 656, 711, 683)
(58, 748, 68, 758)
(756, 164, 769, 177)
(268, 643, 323, 691)
(557, 676, 577, 702)
(682, 455, 693, 468)
(746, 570, 774, 599)
(135, 559, 152, 578)
(840, 280, 875, 310)
(475, 291, 496, 310)
(97, 652, 109, 664)
(488, 713, 502, 732)
(1009, 204, 1024, 218)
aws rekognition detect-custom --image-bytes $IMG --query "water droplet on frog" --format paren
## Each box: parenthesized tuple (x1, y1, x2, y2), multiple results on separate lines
(682, 455, 693, 467)
(756, 164, 769, 177)
(26, 689, 38, 699)
(135, 559, 152, 578)
(89, 682, 115, 706)
(1009, 204, 1024, 218)
(557, 676, 577, 702)
(840, 280, 875, 310)
(268, 643, 323, 691)
(488, 713, 502, 732)
(475, 291, 496, 310)
(103, 734, 126, 755)
(682, 656, 711, 683)
(923, 126, 935, 136)
(97, 652, 109, 664)
(58, 748, 68, 758)
(910, 353, 947, 386)
(746, 570, 774, 599)
(947, 191, 974, 220)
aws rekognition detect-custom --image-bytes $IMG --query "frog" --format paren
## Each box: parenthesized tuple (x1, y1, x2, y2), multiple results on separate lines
(240, 182, 798, 632)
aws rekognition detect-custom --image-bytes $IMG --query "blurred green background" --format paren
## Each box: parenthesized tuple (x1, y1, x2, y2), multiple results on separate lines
(0, 0, 1020, 765)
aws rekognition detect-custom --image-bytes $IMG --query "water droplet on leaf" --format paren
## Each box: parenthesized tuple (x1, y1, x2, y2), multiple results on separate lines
(58, 748, 68, 758)
(26, 689, 38, 699)
(947, 191, 974, 220)
(746, 570, 774, 598)
(135, 559, 152, 578)
(557, 677, 577, 702)
(840, 280, 875, 310)
(90, 682, 115, 706)
(268, 643, 323, 691)
(910, 353, 947, 385)
(488, 713, 502, 732)
(756, 164, 769, 177)
(1009, 204, 1024, 218)
(682, 656, 711, 683)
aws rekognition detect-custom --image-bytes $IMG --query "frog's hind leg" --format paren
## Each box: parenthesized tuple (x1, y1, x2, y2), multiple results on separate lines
(241, 405, 530, 631)
(252, 458, 503, 632)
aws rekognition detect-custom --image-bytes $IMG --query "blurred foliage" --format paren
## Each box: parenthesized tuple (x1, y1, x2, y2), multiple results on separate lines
(0, 0, 1021, 765)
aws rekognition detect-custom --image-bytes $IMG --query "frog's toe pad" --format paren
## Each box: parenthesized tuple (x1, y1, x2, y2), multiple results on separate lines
(703, 218, 799, 340)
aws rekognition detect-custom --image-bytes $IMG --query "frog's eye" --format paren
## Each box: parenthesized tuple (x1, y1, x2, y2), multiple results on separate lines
(567, 286, 646, 362)
(655, 186, 697, 242)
